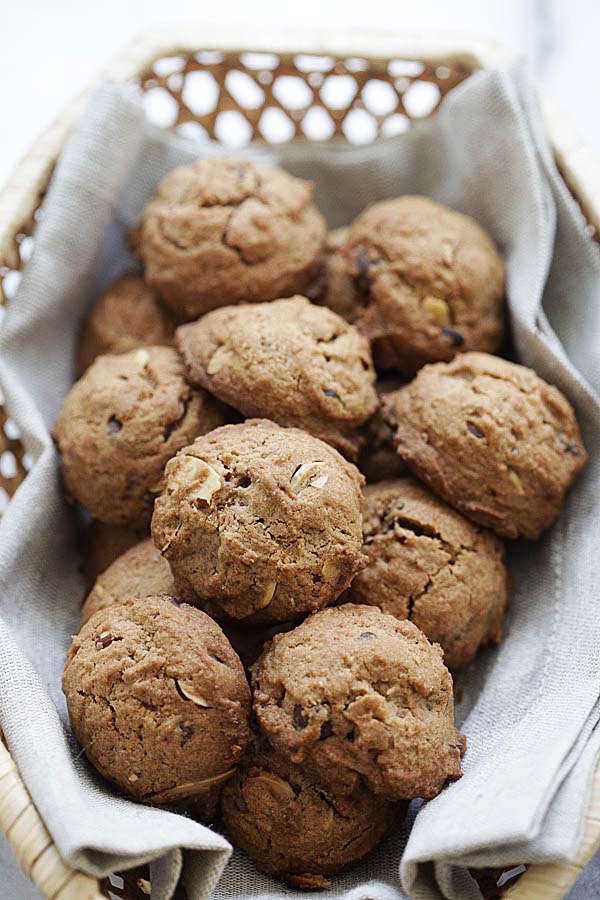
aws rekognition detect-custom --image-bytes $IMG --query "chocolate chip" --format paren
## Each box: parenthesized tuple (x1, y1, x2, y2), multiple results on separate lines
(441, 327, 464, 346)
(304, 266, 328, 300)
(238, 476, 251, 488)
(359, 631, 375, 640)
(293, 704, 308, 729)
(95, 631, 113, 649)
(159, 594, 180, 606)
(557, 432, 581, 455)
(178, 721, 193, 745)
(107, 416, 122, 434)
(466, 421, 484, 439)
(355, 250, 371, 295)
(323, 389, 341, 401)
(319, 720, 333, 740)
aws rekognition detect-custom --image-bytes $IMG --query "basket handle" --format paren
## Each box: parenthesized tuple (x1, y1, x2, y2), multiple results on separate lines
(0, 737, 104, 900)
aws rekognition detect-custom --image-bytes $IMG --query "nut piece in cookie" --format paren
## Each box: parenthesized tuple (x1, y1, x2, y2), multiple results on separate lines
(394, 352, 587, 539)
(77, 273, 174, 374)
(81, 538, 178, 626)
(251, 604, 465, 801)
(136, 159, 327, 320)
(52, 346, 229, 528)
(151, 419, 367, 623)
(345, 196, 505, 374)
(62, 595, 251, 803)
(176, 295, 378, 460)
(221, 746, 399, 882)
(345, 478, 509, 669)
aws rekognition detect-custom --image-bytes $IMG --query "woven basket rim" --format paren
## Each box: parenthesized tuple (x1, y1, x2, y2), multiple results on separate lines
(1, 27, 599, 900)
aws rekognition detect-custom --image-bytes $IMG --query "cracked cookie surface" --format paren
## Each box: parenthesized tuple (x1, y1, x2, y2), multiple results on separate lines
(394, 352, 587, 539)
(345, 196, 505, 374)
(221, 746, 398, 883)
(53, 346, 229, 528)
(137, 158, 327, 320)
(77, 272, 175, 374)
(251, 604, 465, 800)
(62, 595, 251, 803)
(151, 419, 367, 623)
(176, 296, 378, 459)
(344, 478, 509, 669)
(81, 539, 177, 625)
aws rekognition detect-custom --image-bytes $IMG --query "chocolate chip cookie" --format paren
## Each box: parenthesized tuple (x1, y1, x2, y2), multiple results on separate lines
(345, 478, 509, 668)
(394, 352, 587, 539)
(63, 595, 251, 803)
(53, 346, 229, 527)
(81, 539, 176, 625)
(176, 296, 378, 459)
(137, 159, 327, 320)
(221, 746, 398, 886)
(151, 419, 367, 623)
(345, 196, 505, 374)
(77, 273, 174, 374)
(251, 604, 465, 800)
(318, 228, 361, 323)
(358, 383, 406, 482)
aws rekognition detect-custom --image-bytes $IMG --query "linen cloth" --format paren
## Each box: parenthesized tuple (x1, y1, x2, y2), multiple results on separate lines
(0, 63, 599, 900)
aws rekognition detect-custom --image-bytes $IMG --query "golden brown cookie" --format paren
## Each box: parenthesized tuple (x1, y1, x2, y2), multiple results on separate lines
(151, 419, 367, 624)
(77, 273, 174, 374)
(345, 478, 509, 669)
(221, 746, 398, 884)
(345, 196, 505, 374)
(394, 352, 587, 539)
(53, 346, 229, 528)
(358, 385, 407, 482)
(79, 520, 144, 584)
(137, 159, 327, 320)
(81, 539, 176, 626)
(176, 296, 378, 459)
(318, 228, 361, 323)
(251, 604, 465, 801)
(62, 595, 252, 803)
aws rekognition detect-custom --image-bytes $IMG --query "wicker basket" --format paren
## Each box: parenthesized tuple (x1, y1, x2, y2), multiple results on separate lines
(1, 27, 599, 900)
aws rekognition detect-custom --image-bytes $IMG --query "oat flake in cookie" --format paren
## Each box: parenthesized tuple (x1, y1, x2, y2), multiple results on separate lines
(251, 604, 465, 801)
(137, 158, 327, 320)
(395, 352, 587, 539)
(345, 478, 509, 669)
(52, 346, 229, 528)
(346, 196, 505, 374)
(76, 272, 174, 374)
(62, 595, 251, 803)
(151, 419, 367, 624)
(176, 296, 378, 459)
(221, 747, 399, 886)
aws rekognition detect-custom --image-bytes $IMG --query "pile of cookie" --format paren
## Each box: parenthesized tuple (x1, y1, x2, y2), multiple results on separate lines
(55, 159, 587, 888)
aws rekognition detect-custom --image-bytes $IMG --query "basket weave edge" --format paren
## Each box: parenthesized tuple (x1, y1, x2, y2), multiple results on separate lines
(0, 27, 599, 900)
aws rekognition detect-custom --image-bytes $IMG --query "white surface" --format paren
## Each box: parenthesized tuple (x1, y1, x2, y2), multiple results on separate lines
(1, 0, 600, 183)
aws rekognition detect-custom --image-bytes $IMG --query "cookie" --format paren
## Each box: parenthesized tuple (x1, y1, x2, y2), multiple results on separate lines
(53, 346, 229, 527)
(151, 419, 367, 623)
(62, 595, 251, 803)
(79, 520, 143, 584)
(394, 352, 587, 539)
(251, 604, 465, 800)
(358, 385, 406, 482)
(345, 196, 505, 373)
(221, 747, 398, 885)
(345, 478, 509, 669)
(81, 539, 176, 625)
(76, 273, 174, 374)
(318, 228, 361, 323)
(137, 159, 327, 320)
(176, 296, 378, 458)
(223, 621, 296, 670)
